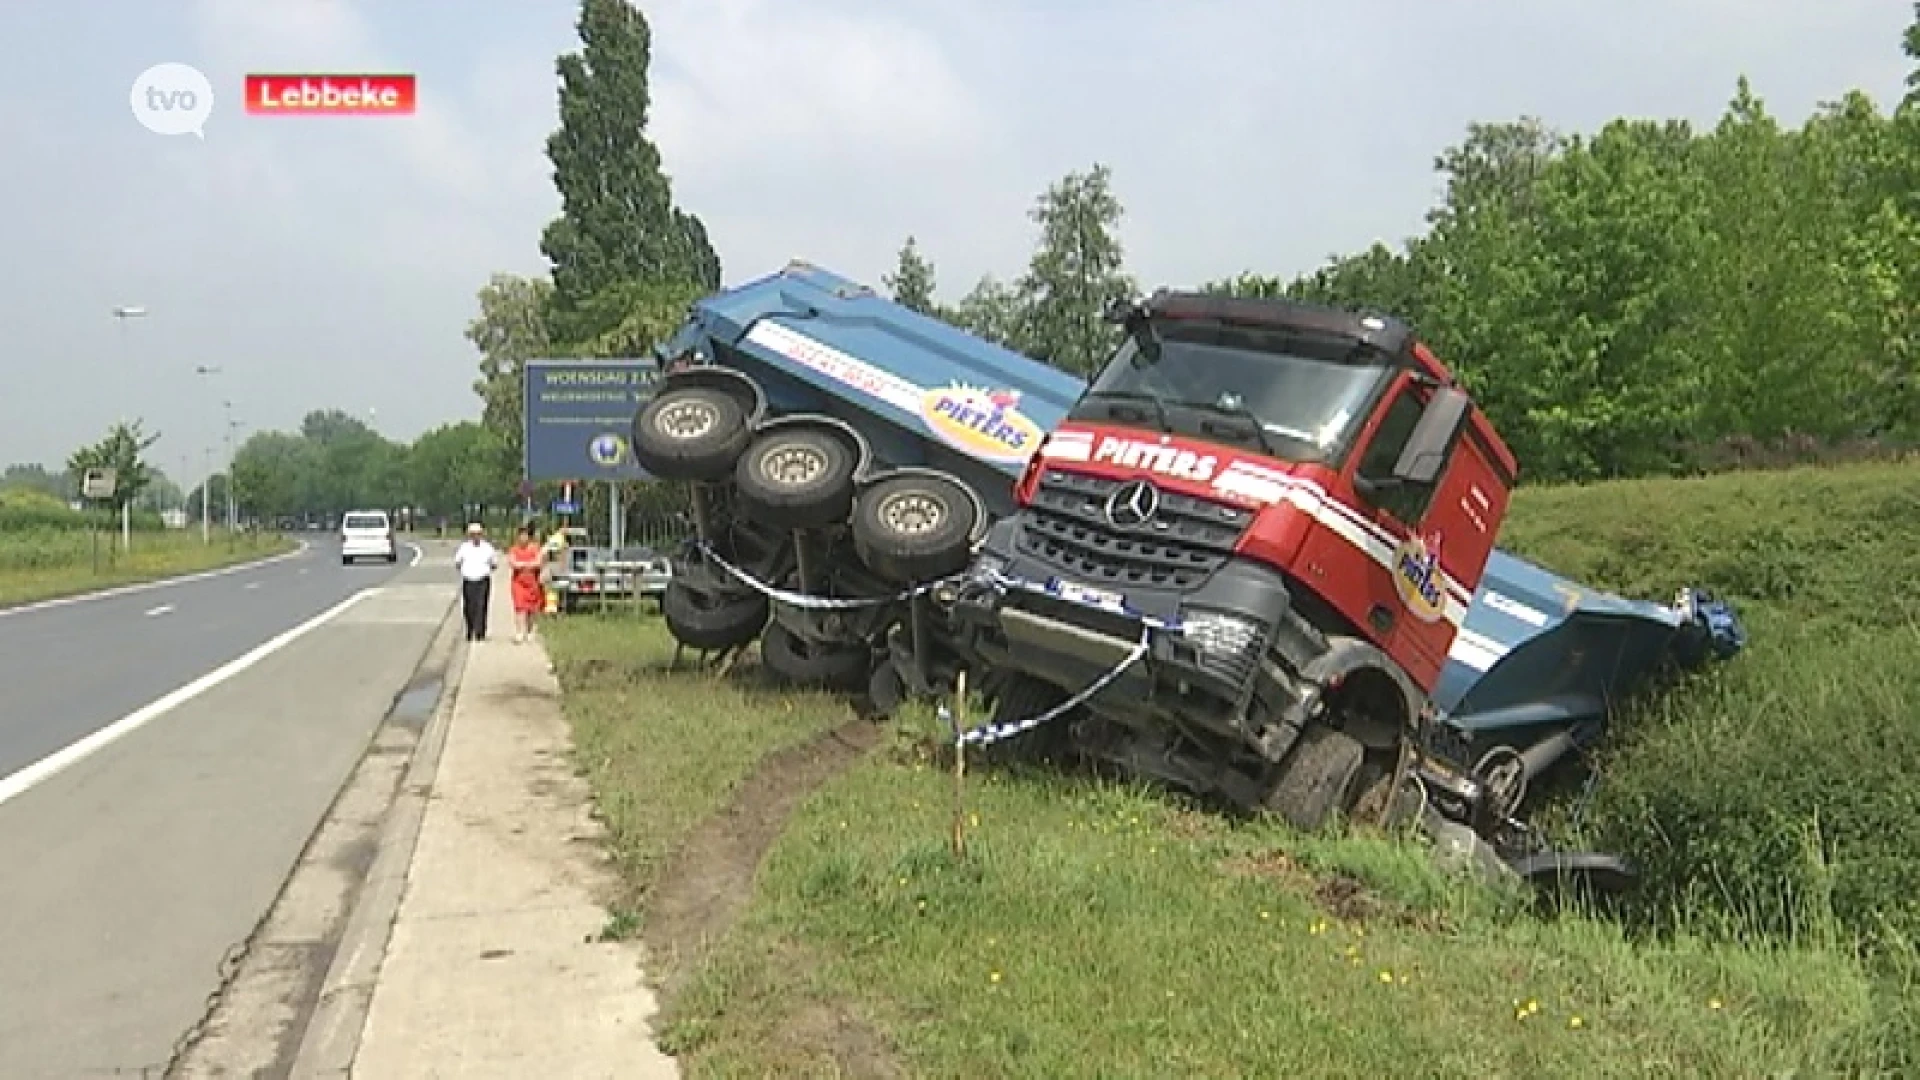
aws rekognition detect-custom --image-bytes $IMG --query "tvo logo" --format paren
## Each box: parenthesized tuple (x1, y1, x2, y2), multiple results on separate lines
(130, 63, 214, 138)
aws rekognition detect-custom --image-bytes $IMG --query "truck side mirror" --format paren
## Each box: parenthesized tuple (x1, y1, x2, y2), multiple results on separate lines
(1390, 387, 1470, 486)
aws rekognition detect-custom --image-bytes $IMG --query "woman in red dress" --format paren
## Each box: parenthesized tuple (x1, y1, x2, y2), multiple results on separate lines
(506, 525, 546, 643)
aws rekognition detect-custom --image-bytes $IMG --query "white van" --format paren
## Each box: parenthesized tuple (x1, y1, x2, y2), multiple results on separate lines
(340, 509, 397, 564)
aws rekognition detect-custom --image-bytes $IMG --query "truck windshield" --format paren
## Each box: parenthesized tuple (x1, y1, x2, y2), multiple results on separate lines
(1085, 319, 1395, 463)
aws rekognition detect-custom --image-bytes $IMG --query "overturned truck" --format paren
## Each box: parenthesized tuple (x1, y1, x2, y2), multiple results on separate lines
(631, 261, 1746, 893)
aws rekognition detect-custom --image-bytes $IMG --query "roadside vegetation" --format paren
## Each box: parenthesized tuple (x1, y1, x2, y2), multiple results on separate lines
(548, 459, 1919, 1077)
(0, 488, 286, 608)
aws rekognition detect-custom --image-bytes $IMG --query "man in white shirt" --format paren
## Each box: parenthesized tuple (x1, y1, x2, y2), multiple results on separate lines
(453, 522, 499, 641)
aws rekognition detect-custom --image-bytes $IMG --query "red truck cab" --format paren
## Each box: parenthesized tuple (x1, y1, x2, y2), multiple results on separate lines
(961, 290, 1516, 819)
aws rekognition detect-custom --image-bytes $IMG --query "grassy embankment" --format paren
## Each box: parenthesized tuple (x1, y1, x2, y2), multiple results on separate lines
(545, 457, 1920, 1077)
(0, 490, 291, 608)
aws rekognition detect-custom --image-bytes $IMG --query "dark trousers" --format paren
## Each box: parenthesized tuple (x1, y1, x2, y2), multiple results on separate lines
(461, 577, 490, 640)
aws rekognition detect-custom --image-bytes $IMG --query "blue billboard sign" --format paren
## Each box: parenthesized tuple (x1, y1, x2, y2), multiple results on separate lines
(522, 358, 659, 481)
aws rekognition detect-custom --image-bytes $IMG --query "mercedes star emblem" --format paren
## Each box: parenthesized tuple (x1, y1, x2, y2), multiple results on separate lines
(1104, 479, 1161, 528)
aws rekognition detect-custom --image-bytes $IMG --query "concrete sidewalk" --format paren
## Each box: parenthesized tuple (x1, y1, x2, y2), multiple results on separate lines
(326, 571, 678, 1078)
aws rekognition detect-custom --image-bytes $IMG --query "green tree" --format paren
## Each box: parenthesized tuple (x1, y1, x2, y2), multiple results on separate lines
(1904, 2, 1920, 110)
(1285, 242, 1431, 318)
(408, 421, 512, 518)
(539, 0, 719, 351)
(65, 420, 160, 513)
(300, 408, 376, 448)
(1205, 242, 1432, 322)
(558, 276, 707, 359)
(135, 470, 183, 513)
(468, 272, 556, 475)
(948, 275, 1024, 348)
(1, 463, 74, 501)
(186, 474, 229, 522)
(232, 431, 319, 520)
(1011, 164, 1136, 375)
(884, 236, 939, 315)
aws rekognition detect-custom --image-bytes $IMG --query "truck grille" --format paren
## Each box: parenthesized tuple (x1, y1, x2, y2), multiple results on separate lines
(1015, 469, 1253, 590)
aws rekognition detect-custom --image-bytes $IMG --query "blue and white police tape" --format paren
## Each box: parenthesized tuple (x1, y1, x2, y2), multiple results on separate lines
(694, 541, 954, 611)
(942, 623, 1154, 748)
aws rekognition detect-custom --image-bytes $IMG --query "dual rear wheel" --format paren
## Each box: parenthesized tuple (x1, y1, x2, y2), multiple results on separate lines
(636, 386, 981, 689)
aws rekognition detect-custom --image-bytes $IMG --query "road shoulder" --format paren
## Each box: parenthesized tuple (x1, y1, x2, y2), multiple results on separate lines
(309, 572, 678, 1078)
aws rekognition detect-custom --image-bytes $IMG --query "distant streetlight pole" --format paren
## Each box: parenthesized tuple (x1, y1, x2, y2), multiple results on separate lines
(222, 403, 241, 535)
(194, 365, 222, 543)
(202, 446, 214, 541)
(112, 305, 149, 552)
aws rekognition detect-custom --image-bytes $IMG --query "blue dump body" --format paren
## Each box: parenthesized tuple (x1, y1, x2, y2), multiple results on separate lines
(1431, 550, 1743, 755)
(663, 261, 1746, 736)
(658, 261, 1086, 517)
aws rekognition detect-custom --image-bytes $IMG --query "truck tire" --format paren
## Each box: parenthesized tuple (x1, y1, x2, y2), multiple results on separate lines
(759, 621, 871, 691)
(735, 427, 857, 530)
(851, 472, 977, 585)
(632, 386, 750, 482)
(661, 579, 768, 651)
(1262, 725, 1365, 832)
(862, 659, 906, 717)
(979, 673, 1073, 764)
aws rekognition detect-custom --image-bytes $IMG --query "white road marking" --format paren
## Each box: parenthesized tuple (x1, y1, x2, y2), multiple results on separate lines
(144, 604, 174, 617)
(244, 581, 261, 590)
(0, 540, 313, 620)
(406, 542, 423, 567)
(299, 568, 310, 576)
(0, 588, 383, 809)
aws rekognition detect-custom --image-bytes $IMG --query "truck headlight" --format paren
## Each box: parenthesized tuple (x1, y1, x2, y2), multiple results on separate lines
(1181, 610, 1259, 655)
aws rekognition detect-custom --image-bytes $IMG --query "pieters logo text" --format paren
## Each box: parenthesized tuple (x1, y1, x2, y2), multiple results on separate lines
(244, 73, 417, 116)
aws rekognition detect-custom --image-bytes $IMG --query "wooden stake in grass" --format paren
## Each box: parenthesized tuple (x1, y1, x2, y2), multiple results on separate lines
(951, 669, 969, 859)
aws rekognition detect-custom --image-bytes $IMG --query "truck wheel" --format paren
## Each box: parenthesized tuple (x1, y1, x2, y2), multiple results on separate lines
(863, 660, 907, 717)
(661, 579, 768, 651)
(759, 621, 871, 691)
(1262, 725, 1365, 832)
(632, 386, 750, 482)
(851, 473, 977, 585)
(979, 673, 1074, 764)
(735, 427, 857, 529)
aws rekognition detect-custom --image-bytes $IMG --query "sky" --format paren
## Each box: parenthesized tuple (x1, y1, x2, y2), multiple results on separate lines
(0, 1, 1910, 485)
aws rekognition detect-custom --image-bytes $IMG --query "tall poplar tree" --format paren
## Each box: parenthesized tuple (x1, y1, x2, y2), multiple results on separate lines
(539, 0, 720, 353)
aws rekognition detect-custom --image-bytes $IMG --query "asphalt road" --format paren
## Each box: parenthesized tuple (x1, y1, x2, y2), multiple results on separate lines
(0, 535, 460, 1077)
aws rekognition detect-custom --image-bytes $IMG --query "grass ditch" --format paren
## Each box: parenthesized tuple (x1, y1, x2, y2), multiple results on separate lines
(542, 615, 855, 959)
(1498, 459, 1920, 951)
(0, 527, 293, 608)
(545, 458, 1920, 1076)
